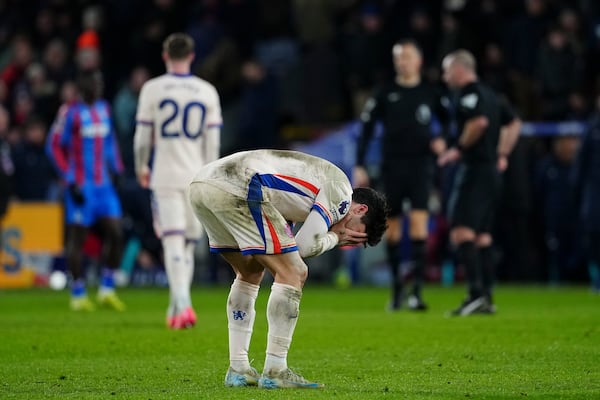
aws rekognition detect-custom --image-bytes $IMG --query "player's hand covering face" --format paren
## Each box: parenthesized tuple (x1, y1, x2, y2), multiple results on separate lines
(330, 205, 368, 247)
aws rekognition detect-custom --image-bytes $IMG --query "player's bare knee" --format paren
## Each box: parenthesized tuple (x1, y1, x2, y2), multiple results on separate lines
(238, 269, 265, 286)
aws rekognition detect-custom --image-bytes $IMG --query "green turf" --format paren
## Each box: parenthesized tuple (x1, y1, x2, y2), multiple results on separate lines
(1, 285, 599, 399)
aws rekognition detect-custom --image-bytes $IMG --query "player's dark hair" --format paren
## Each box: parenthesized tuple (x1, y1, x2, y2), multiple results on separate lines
(352, 187, 389, 246)
(76, 69, 102, 104)
(163, 33, 194, 60)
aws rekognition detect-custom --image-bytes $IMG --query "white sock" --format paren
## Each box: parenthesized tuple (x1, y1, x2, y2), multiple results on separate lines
(264, 283, 302, 373)
(162, 235, 189, 311)
(227, 278, 260, 372)
(184, 240, 196, 305)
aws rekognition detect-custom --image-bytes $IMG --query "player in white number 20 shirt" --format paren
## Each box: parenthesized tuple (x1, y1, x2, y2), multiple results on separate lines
(134, 33, 222, 329)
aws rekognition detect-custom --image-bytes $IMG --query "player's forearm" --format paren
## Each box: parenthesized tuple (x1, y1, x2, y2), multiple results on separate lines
(296, 231, 339, 258)
(295, 211, 339, 258)
(497, 118, 522, 156)
(203, 127, 221, 164)
(133, 124, 153, 176)
(458, 116, 488, 149)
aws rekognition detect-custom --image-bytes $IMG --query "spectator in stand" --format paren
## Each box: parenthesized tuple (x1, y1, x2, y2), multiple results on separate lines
(235, 59, 279, 152)
(12, 116, 56, 200)
(504, 0, 550, 119)
(112, 66, 150, 177)
(536, 26, 584, 120)
(535, 135, 581, 283)
(42, 38, 74, 90)
(0, 35, 35, 114)
(338, 3, 391, 117)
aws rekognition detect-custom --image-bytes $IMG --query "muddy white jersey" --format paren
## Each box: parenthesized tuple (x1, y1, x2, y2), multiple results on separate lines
(192, 149, 353, 228)
(136, 73, 222, 189)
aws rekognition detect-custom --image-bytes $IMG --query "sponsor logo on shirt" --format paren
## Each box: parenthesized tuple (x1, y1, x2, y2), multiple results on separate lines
(81, 122, 110, 138)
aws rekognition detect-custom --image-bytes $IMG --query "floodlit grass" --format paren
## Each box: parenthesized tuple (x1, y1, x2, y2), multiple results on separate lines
(1, 285, 599, 399)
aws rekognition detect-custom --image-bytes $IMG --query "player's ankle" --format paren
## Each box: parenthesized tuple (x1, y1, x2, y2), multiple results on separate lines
(230, 360, 251, 372)
(264, 353, 287, 373)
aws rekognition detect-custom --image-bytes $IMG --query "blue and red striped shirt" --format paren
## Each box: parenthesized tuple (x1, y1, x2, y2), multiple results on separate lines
(47, 100, 123, 186)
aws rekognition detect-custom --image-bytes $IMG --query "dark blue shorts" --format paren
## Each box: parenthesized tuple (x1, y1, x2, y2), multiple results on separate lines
(65, 184, 122, 226)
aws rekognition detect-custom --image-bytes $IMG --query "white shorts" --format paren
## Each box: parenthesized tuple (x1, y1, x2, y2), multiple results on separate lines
(189, 181, 297, 255)
(152, 187, 203, 241)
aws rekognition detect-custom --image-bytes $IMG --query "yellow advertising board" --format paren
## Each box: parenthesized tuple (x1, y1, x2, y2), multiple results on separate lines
(0, 202, 63, 288)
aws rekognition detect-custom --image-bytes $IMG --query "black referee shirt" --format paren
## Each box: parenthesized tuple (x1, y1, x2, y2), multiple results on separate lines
(356, 81, 439, 166)
(455, 81, 515, 164)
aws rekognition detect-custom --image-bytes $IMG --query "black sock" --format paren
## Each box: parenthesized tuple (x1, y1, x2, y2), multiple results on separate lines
(387, 242, 402, 304)
(479, 245, 494, 301)
(411, 239, 426, 298)
(456, 241, 480, 299)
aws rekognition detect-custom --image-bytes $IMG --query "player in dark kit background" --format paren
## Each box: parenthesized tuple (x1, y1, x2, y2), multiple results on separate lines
(354, 40, 446, 311)
(438, 49, 521, 315)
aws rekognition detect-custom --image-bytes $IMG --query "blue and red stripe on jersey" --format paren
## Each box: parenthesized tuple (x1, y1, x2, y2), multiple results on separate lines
(47, 100, 123, 186)
(244, 173, 309, 255)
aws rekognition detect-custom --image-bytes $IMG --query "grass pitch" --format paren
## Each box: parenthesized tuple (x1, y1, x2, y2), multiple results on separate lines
(1, 285, 599, 399)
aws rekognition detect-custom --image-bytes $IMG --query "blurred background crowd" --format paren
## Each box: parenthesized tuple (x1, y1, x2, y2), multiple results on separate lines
(1, 0, 600, 285)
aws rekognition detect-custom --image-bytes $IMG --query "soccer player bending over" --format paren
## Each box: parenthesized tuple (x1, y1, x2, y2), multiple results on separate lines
(134, 33, 222, 329)
(189, 149, 388, 388)
(46, 70, 125, 311)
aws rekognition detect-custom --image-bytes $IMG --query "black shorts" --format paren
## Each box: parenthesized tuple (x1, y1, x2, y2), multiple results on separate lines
(381, 159, 433, 216)
(448, 163, 500, 233)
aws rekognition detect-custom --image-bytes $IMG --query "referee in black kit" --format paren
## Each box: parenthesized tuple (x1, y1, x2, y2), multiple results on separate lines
(354, 40, 446, 311)
(438, 49, 521, 316)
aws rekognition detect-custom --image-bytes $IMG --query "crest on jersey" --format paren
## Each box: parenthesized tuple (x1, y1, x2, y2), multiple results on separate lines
(460, 93, 479, 109)
(415, 104, 431, 124)
(338, 200, 350, 215)
(232, 310, 247, 320)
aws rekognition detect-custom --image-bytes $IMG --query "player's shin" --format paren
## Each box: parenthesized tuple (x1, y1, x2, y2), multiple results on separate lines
(456, 241, 480, 299)
(163, 235, 189, 310)
(264, 283, 302, 374)
(184, 240, 197, 288)
(227, 278, 259, 371)
(479, 245, 494, 300)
